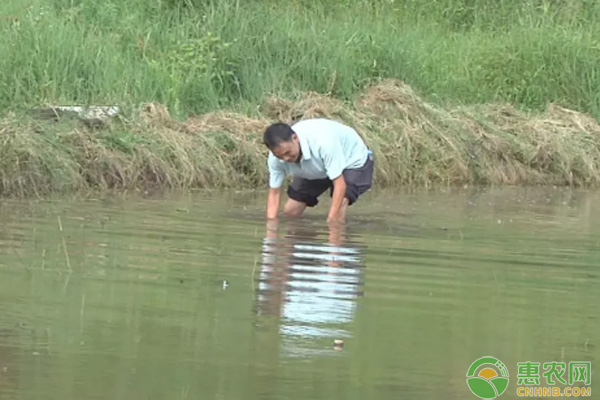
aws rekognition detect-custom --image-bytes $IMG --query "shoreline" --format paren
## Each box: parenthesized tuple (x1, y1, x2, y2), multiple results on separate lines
(2, 80, 600, 198)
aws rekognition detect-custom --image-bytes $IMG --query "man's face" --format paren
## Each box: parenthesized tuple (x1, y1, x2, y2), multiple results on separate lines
(271, 134, 301, 163)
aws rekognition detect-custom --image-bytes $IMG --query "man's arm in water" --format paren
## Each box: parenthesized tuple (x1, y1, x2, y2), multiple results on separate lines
(266, 187, 281, 219)
(320, 139, 347, 223)
(328, 174, 347, 223)
(266, 156, 285, 219)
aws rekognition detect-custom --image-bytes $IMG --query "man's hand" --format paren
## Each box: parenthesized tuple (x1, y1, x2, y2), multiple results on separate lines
(327, 220, 345, 268)
(328, 222, 344, 247)
(327, 175, 347, 223)
(265, 218, 279, 239)
(266, 187, 281, 219)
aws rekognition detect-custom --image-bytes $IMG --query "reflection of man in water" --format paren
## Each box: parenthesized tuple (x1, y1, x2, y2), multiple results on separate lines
(255, 220, 365, 356)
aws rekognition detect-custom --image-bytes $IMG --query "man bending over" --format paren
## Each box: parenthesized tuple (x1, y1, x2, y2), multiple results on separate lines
(263, 118, 374, 223)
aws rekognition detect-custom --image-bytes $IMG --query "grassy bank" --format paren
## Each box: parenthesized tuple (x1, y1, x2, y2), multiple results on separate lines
(0, 0, 599, 117)
(1, 0, 600, 195)
(2, 79, 600, 196)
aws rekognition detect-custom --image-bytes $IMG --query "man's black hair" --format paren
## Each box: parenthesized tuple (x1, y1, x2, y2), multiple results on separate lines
(263, 122, 294, 150)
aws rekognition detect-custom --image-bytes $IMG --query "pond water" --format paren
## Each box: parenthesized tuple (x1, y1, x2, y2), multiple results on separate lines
(0, 187, 597, 399)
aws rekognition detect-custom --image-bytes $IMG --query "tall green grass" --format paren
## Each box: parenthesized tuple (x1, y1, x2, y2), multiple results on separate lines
(1, 0, 599, 118)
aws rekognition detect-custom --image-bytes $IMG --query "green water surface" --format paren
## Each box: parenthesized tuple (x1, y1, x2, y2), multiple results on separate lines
(0, 187, 597, 400)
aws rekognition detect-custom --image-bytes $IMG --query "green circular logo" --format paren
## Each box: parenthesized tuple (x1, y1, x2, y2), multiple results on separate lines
(466, 356, 510, 399)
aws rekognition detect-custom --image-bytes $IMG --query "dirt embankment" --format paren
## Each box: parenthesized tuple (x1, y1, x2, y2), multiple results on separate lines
(2, 79, 600, 196)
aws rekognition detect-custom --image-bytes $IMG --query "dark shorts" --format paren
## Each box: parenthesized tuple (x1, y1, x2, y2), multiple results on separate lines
(287, 153, 374, 207)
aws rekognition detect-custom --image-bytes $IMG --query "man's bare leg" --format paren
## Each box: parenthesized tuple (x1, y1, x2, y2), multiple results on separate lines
(283, 198, 307, 218)
(284, 197, 349, 219)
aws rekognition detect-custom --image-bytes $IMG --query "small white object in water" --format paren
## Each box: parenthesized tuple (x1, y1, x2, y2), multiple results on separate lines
(222, 280, 229, 290)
